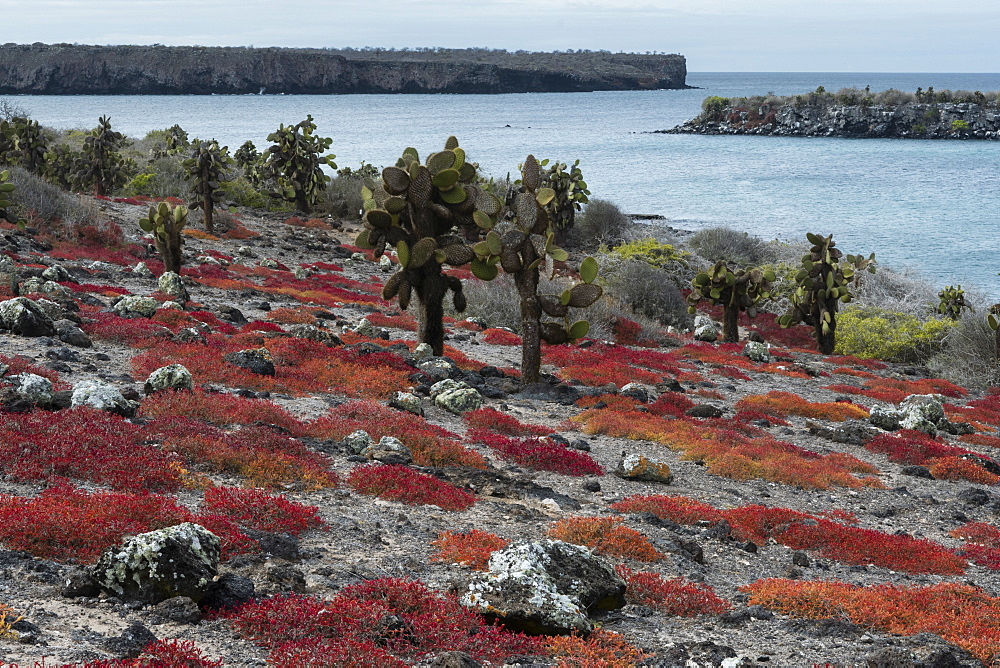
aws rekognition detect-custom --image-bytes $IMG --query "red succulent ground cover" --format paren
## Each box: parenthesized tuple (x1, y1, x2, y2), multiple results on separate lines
(347, 464, 476, 511)
(202, 486, 325, 536)
(736, 391, 869, 421)
(463, 407, 554, 437)
(577, 408, 882, 489)
(952, 522, 1000, 570)
(822, 375, 967, 405)
(612, 494, 966, 575)
(743, 579, 1000, 662)
(32, 639, 224, 667)
(547, 516, 664, 562)
(466, 428, 605, 477)
(226, 579, 545, 665)
(616, 566, 731, 616)
(481, 328, 522, 346)
(430, 530, 510, 571)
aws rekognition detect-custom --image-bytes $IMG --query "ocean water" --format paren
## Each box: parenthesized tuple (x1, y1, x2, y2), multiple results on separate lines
(8, 72, 1000, 296)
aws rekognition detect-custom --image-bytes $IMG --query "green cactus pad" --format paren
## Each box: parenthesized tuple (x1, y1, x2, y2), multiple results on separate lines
(539, 295, 569, 318)
(440, 186, 467, 205)
(432, 168, 460, 189)
(410, 237, 438, 268)
(580, 256, 599, 284)
(407, 167, 433, 208)
(382, 166, 411, 195)
(385, 196, 407, 215)
(515, 193, 538, 231)
(535, 187, 556, 206)
(471, 258, 499, 281)
(473, 211, 494, 230)
(475, 191, 502, 216)
(567, 283, 603, 308)
(397, 240, 411, 268)
(427, 151, 456, 174)
(443, 244, 475, 266)
(366, 209, 393, 229)
(486, 231, 503, 256)
(568, 320, 590, 340)
(522, 155, 541, 191)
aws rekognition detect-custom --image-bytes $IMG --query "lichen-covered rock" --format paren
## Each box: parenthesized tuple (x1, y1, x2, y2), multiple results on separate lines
(350, 252, 368, 262)
(54, 320, 92, 348)
(693, 314, 719, 342)
(378, 255, 393, 272)
(352, 317, 376, 338)
(412, 342, 434, 361)
(388, 391, 424, 416)
(461, 540, 626, 635)
(132, 262, 155, 277)
(899, 394, 946, 433)
(157, 271, 189, 303)
(343, 429, 374, 454)
(869, 404, 902, 431)
(223, 347, 275, 376)
(195, 254, 222, 266)
(41, 264, 72, 283)
(7, 373, 53, 406)
(259, 258, 279, 269)
(113, 295, 158, 318)
(620, 383, 653, 403)
(172, 327, 206, 344)
(0, 297, 56, 336)
(615, 453, 674, 484)
(742, 341, 770, 363)
(431, 379, 483, 414)
(288, 324, 342, 346)
(91, 523, 221, 604)
(361, 436, 413, 465)
(293, 266, 309, 279)
(71, 380, 134, 416)
(157, 300, 183, 311)
(144, 363, 194, 394)
(419, 357, 461, 381)
(34, 298, 69, 322)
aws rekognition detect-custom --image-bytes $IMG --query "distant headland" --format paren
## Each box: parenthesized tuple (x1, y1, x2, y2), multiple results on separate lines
(661, 87, 1000, 140)
(0, 43, 689, 95)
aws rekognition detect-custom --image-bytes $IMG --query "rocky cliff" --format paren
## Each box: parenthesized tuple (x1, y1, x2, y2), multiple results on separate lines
(664, 98, 1000, 140)
(0, 44, 688, 95)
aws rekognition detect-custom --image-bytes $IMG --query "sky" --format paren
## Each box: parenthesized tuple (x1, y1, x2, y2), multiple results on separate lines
(3, 0, 998, 72)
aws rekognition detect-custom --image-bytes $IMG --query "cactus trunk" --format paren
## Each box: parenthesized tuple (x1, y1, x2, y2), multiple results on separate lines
(295, 192, 311, 214)
(994, 325, 1000, 363)
(417, 272, 448, 356)
(202, 163, 214, 235)
(517, 243, 543, 385)
(722, 304, 739, 343)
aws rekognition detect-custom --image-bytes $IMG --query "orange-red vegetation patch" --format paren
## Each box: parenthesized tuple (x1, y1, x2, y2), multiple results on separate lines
(183, 228, 221, 241)
(577, 409, 881, 489)
(0, 353, 67, 389)
(823, 376, 967, 405)
(226, 579, 544, 665)
(610, 494, 724, 525)
(365, 311, 419, 331)
(467, 429, 605, 477)
(948, 394, 1000, 430)
(464, 407, 554, 437)
(575, 394, 641, 411)
(960, 433, 1000, 449)
(281, 216, 332, 230)
(266, 306, 318, 325)
(543, 342, 695, 388)
(0, 408, 181, 493)
(139, 389, 305, 432)
(616, 566, 731, 616)
(481, 328, 522, 346)
(430, 530, 509, 570)
(307, 400, 485, 469)
(736, 391, 869, 421)
(928, 456, 1000, 485)
(348, 465, 476, 511)
(743, 579, 1000, 663)
(547, 516, 663, 562)
(865, 431, 998, 483)
(952, 522, 1000, 570)
(82, 310, 174, 347)
(823, 355, 888, 370)
(548, 629, 653, 666)
(202, 486, 326, 536)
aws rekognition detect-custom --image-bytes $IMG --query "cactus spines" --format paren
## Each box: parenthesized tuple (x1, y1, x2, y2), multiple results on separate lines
(687, 261, 775, 343)
(182, 139, 233, 235)
(263, 115, 335, 213)
(937, 285, 971, 320)
(139, 201, 188, 275)
(778, 233, 876, 354)
(360, 137, 501, 355)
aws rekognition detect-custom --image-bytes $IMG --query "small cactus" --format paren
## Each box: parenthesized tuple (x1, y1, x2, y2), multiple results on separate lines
(182, 139, 233, 235)
(937, 285, 970, 320)
(687, 261, 775, 343)
(262, 115, 334, 213)
(778, 232, 876, 354)
(0, 169, 24, 228)
(139, 201, 188, 274)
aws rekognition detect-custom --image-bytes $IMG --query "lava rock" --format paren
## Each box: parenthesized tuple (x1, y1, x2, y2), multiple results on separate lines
(0, 297, 56, 336)
(157, 271, 189, 303)
(224, 348, 275, 376)
(200, 573, 255, 611)
(152, 596, 201, 624)
(144, 363, 194, 394)
(687, 403, 724, 418)
(614, 452, 674, 484)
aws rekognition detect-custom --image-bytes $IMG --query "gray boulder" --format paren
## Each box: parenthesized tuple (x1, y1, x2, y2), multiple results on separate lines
(742, 341, 770, 363)
(431, 379, 483, 414)
(693, 315, 719, 342)
(419, 357, 461, 381)
(158, 273, 188, 303)
(6, 373, 53, 406)
(343, 429, 374, 454)
(144, 363, 194, 394)
(388, 391, 424, 416)
(132, 262, 155, 278)
(113, 295, 158, 318)
(71, 380, 133, 415)
(91, 523, 220, 604)
(0, 297, 56, 336)
(41, 264, 72, 283)
(288, 324, 343, 347)
(55, 319, 92, 348)
(461, 540, 626, 635)
(224, 348, 275, 376)
(361, 436, 413, 465)
(614, 453, 674, 484)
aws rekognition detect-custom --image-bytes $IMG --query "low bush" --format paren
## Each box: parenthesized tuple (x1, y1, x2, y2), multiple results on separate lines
(602, 258, 692, 329)
(611, 494, 724, 524)
(202, 486, 325, 535)
(688, 226, 772, 266)
(463, 407, 553, 437)
(616, 566, 731, 615)
(8, 166, 104, 234)
(547, 516, 663, 562)
(834, 306, 954, 363)
(930, 310, 1000, 389)
(467, 428, 605, 477)
(348, 465, 476, 511)
(570, 198, 631, 248)
(736, 391, 869, 421)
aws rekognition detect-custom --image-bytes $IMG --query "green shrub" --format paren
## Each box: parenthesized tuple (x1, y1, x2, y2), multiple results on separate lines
(320, 172, 366, 219)
(701, 96, 730, 121)
(951, 119, 971, 132)
(119, 156, 186, 199)
(608, 237, 690, 272)
(930, 310, 1000, 388)
(603, 259, 692, 330)
(835, 306, 954, 363)
(220, 176, 270, 209)
(911, 123, 926, 135)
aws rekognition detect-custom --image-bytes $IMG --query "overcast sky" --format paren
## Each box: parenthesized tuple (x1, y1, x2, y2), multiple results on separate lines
(4, 0, 998, 72)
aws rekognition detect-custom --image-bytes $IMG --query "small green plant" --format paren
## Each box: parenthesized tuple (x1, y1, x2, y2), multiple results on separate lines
(139, 201, 188, 274)
(609, 237, 690, 272)
(687, 261, 775, 342)
(362, 136, 501, 355)
(0, 169, 24, 228)
(701, 96, 730, 122)
(835, 306, 955, 363)
(778, 233, 876, 354)
(262, 116, 335, 213)
(471, 154, 603, 384)
(911, 123, 927, 136)
(76, 115, 129, 196)
(44, 144, 79, 190)
(951, 119, 971, 133)
(937, 285, 971, 320)
(234, 140, 264, 186)
(182, 139, 233, 235)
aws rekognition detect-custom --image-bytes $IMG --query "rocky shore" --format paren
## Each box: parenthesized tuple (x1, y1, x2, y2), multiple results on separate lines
(662, 100, 1000, 140)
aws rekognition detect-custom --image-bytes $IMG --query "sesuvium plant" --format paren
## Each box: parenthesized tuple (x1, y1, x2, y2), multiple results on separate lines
(262, 115, 335, 213)
(778, 232, 876, 354)
(182, 139, 233, 235)
(139, 201, 188, 274)
(686, 261, 775, 343)
(359, 136, 502, 356)
(471, 154, 602, 384)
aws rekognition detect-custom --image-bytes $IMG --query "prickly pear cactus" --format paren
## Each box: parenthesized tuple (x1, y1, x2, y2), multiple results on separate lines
(687, 261, 775, 343)
(539, 158, 589, 245)
(987, 305, 1000, 362)
(359, 136, 502, 355)
(937, 285, 970, 320)
(262, 115, 335, 213)
(10, 117, 48, 175)
(234, 140, 264, 186)
(778, 232, 876, 354)
(139, 201, 189, 275)
(76, 115, 129, 197)
(0, 169, 23, 228)
(182, 139, 233, 235)
(471, 154, 601, 384)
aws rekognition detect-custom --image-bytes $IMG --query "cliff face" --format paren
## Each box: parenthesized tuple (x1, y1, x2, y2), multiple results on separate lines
(0, 44, 688, 95)
(665, 101, 1000, 140)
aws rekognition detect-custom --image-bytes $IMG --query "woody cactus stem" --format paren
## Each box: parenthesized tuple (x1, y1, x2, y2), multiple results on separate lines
(361, 136, 501, 356)
(687, 261, 775, 343)
(778, 232, 876, 355)
(182, 139, 233, 235)
(139, 202, 188, 274)
(472, 154, 601, 384)
(988, 306, 1000, 362)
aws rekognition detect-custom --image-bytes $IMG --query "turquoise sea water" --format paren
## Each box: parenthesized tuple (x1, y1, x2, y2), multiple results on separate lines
(8, 72, 1000, 296)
